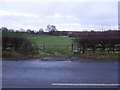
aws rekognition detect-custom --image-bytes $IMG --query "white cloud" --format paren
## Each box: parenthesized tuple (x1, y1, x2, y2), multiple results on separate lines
(62, 23, 81, 26)
(0, 10, 39, 18)
(66, 15, 78, 19)
(0, 10, 11, 15)
(14, 13, 39, 18)
(1, 0, 119, 2)
(66, 15, 80, 22)
(53, 14, 63, 18)
(50, 23, 118, 31)
(66, 15, 73, 18)
(47, 13, 63, 18)
(0, 2, 118, 31)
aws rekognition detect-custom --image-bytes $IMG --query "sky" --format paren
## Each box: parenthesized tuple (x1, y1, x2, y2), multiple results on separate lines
(0, 0, 119, 31)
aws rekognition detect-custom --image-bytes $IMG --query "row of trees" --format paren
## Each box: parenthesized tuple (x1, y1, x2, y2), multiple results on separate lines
(74, 31, 120, 53)
(0, 25, 57, 34)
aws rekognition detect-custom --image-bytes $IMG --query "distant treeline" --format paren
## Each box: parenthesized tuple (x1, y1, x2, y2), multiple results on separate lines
(0, 27, 69, 36)
(1, 27, 119, 37)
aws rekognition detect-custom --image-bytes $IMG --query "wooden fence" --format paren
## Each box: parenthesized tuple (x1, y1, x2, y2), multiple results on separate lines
(38, 44, 120, 55)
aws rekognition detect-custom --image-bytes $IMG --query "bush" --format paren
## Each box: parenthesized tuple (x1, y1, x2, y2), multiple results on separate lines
(2, 51, 23, 58)
(2, 36, 39, 57)
(74, 31, 120, 54)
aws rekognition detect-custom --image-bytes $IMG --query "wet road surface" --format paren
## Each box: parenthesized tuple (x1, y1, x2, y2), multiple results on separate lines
(2, 59, 119, 88)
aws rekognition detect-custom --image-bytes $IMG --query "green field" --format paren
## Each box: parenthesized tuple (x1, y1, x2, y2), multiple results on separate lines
(3, 32, 73, 58)
(25, 33, 73, 57)
(3, 32, 72, 45)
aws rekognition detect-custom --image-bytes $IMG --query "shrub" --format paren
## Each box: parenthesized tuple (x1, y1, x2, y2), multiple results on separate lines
(2, 51, 23, 58)
(73, 31, 120, 54)
(2, 36, 39, 57)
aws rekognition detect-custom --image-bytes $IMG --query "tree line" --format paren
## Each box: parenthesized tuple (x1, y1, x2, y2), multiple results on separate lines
(73, 30, 120, 53)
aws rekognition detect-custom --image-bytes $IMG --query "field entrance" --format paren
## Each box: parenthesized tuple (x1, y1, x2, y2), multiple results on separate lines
(38, 44, 80, 56)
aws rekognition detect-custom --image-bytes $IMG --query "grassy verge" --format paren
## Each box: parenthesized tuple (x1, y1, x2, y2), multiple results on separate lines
(2, 51, 30, 60)
(78, 52, 119, 60)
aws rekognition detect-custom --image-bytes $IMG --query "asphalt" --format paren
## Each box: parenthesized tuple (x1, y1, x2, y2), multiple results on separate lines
(2, 58, 119, 88)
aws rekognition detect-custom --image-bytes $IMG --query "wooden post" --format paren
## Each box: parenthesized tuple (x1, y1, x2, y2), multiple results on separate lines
(71, 43, 73, 52)
(57, 45, 58, 52)
(43, 44, 45, 51)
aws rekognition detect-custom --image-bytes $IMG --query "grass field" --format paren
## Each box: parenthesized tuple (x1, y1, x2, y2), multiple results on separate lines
(3, 32, 72, 45)
(2, 32, 73, 58)
(24, 33, 73, 57)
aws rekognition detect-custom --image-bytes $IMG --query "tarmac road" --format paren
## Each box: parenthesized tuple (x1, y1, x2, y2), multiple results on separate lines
(2, 59, 119, 88)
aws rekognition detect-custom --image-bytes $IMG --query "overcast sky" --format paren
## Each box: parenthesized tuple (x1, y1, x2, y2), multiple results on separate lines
(0, 0, 119, 31)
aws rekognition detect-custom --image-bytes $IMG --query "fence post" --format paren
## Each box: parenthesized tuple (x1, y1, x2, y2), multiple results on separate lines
(71, 44, 73, 52)
(43, 44, 45, 51)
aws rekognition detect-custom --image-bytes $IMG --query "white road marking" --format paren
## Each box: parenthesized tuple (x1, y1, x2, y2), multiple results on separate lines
(52, 83, 120, 86)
